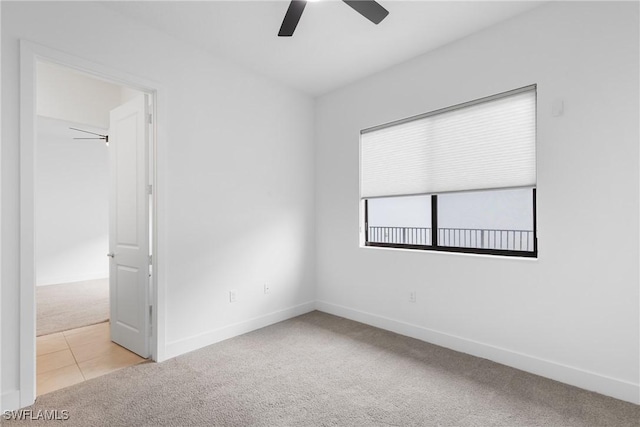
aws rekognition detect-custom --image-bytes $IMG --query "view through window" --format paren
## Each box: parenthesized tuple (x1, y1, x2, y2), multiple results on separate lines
(366, 188, 535, 255)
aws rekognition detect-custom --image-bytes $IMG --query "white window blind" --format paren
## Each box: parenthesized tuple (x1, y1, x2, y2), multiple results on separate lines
(360, 86, 536, 199)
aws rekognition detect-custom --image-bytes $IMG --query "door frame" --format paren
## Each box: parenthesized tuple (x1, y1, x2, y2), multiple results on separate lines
(19, 40, 166, 408)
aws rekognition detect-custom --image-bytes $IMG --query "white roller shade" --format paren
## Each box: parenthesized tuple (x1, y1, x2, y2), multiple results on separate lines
(361, 87, 536, 199)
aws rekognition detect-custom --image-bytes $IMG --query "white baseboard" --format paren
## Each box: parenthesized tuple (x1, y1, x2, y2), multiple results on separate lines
(2, 390, 21, 412)
(165, 301, 316, 360)
(36, 272, 108, 286)
(316, 300, 640, 405)
(6, 300, 637, 408)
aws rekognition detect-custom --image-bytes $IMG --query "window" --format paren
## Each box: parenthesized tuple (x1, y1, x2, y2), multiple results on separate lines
(361, 86, 537, 257)
(367, 195, 432, 246)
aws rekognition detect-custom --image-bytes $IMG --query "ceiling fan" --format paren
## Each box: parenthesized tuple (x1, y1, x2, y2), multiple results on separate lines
(278, 0, 389, 37)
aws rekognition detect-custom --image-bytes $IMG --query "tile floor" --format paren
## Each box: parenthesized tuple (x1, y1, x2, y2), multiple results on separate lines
(36, 322, 146, 396)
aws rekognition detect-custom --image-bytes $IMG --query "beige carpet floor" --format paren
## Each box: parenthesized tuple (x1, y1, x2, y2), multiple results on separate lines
(10, 311, 640, 426)
(36, 278, 109, 336)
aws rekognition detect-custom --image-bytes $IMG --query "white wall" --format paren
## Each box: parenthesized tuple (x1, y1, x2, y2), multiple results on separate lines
(37, 61, 125, 129)
(2, 1, 315, 408)
(316, 1, 639, 404)
(35, 116, 109, 286)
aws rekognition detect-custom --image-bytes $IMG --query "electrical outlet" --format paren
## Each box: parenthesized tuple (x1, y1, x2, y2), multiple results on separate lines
(264, 283, 270, 294)
(229, 290, 237, 303)
(409, 291, 417, 303)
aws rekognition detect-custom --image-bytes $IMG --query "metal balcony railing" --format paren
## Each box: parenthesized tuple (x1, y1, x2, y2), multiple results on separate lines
(368, 226, 535, 252)
(368, 227, 432, 246)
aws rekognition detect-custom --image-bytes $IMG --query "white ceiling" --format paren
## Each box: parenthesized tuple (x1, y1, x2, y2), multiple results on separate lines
(102, 1, 544, 96)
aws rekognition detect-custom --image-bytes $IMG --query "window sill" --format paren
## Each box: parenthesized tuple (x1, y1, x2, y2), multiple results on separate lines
(360, 243, 538, 261)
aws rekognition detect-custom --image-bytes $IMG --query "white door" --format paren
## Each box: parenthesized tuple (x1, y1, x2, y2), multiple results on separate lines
(108, 95, 150, 358)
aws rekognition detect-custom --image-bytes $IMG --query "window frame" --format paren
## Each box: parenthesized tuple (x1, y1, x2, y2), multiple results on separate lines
(363, 185, 538, 258)
(360, 85, 538, 258)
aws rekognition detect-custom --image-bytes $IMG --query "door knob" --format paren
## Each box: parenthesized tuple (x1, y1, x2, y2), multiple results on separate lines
(107, 253, 115, 258)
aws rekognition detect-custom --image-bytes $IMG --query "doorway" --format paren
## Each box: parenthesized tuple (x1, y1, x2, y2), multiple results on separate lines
(20, 41, 162, 406)
(34, 61, 151, 395)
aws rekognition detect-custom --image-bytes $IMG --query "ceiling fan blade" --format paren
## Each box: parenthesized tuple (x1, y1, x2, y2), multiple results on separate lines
(278, 0, 308, 37)
(342, 0, 389, 25)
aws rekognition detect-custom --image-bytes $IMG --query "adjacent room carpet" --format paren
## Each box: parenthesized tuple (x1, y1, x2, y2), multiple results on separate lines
(12, 311, 640, 426)
(36, 278, 109, 336)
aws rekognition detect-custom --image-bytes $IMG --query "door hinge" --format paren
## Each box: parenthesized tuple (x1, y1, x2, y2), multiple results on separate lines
(148, 184, 153, 195)
(148, 113, 153, 124)
(149, 305, 153, 336)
